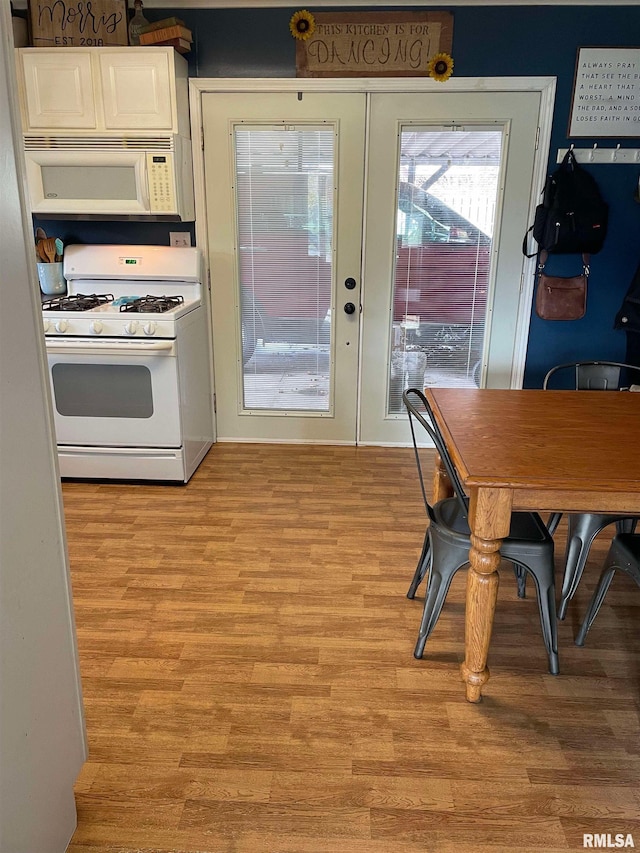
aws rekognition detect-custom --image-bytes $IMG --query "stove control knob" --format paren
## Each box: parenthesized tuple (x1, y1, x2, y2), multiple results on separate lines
(124, 320, 139, 336)
(90, 320, 103, 335)
(43, 319, 50, 333)
(55, 319, 68, 333)
(143, 322, 157, 336)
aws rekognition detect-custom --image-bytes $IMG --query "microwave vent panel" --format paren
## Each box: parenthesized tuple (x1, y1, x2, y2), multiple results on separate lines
(23, 136, 175, 151)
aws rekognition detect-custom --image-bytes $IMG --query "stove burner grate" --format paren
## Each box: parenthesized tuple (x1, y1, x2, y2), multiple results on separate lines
(42, 293, 114, 312)
(119, 295, 185, 314)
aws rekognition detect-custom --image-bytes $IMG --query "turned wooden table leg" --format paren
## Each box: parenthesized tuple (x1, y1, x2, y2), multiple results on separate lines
(432, 452, 453, 503)
(460, 486, 513, 703)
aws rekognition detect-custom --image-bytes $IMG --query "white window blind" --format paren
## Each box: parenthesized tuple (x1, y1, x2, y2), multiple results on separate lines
(389, 128, 502, 410)
(234, 126, 335, 412)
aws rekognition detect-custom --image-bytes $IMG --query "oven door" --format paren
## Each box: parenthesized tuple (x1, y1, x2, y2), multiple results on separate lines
(46, 337, 181, 448)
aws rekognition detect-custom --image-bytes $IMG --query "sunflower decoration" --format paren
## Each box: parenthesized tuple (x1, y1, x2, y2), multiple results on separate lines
(289, 9, 316, 41)
(428, 52, 454, 83)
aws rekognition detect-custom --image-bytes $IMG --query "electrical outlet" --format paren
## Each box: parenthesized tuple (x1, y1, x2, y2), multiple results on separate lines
(170, 232, 192, 248)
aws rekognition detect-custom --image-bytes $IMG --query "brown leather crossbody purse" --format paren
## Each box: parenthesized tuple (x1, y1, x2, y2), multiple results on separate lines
(535, 250, 589, 321)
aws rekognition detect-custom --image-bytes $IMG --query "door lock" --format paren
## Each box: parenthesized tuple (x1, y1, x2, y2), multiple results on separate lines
(344, 277, 357, 290)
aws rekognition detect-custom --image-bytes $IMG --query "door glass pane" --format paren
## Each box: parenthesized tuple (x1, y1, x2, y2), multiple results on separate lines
(389, 128, 501, 412)
(234, 126, 334, 412)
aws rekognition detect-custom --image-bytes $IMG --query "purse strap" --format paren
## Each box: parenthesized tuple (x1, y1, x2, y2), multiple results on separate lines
(538, 249, 590, 277)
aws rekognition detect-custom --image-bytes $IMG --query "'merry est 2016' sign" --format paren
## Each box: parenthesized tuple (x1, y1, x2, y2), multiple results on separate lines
(296, 12, 453, 78)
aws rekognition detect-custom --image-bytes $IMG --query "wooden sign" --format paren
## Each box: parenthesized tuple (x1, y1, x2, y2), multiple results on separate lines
(28, 0, 128, 47)
(569, 47, 640, 137)
(296, 12, 453, 78)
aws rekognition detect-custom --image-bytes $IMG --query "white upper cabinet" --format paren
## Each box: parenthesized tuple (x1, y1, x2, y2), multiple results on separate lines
(99, 50, 174, 130)
(20, 50, 97, 129)
(16, 47, 190, 136)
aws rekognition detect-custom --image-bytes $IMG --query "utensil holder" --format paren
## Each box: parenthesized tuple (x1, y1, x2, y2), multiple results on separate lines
(37, 262, 66, 295)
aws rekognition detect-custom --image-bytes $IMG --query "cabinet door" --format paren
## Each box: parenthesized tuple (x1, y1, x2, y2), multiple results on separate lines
(99, 50, 174, 131)
(21, 51, 97, 130)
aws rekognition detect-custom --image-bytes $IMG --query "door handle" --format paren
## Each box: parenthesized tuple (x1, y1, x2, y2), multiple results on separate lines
(344, 302, 356, 315)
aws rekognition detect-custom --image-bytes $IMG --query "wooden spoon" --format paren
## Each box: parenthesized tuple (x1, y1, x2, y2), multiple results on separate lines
(36, 240, 49, 262)
(41, 237, 58, 263)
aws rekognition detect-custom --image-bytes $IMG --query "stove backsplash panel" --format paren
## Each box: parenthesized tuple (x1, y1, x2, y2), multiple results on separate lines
(32, 219, 197, 250)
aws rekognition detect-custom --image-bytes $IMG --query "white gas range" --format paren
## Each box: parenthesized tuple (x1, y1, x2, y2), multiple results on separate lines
(43, 244, 214, 482)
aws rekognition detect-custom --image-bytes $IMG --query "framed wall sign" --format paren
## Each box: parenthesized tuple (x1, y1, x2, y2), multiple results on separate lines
(569, 46, 640, 137)
(296, 11, 453, 78)
(28, 0, 128, 47)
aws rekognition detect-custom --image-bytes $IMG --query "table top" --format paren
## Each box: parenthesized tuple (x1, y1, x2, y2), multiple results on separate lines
(425, 388, 640, 495)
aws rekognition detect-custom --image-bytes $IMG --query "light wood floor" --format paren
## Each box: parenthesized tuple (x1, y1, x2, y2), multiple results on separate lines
(63, 443, 640, 853)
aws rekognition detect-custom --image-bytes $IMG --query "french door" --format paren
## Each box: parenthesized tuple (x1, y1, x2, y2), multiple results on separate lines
(203, 92, 365, 443)
(202, 86, 544, 444)
(359, 90, 541, 444)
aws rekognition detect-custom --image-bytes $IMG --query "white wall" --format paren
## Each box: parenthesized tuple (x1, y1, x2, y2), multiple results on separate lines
(0, 5, 87, 851)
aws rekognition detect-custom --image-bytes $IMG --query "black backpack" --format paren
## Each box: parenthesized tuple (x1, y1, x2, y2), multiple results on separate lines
(523, 150, 609, 257)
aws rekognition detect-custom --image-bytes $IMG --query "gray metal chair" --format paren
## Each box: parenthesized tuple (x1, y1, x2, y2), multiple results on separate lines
(403, 388, 559, 675)
(542, 360, 640, 391)
(542, 360, 640, 619)
(405, 387, 531, 602)
(575, 533, 640, 646)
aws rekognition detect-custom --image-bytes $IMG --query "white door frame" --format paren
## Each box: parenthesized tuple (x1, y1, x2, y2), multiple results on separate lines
(189, 76, 556, 426)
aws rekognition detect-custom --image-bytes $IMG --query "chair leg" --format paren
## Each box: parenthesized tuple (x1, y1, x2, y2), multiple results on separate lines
(513, 564, 527, 598)
(407, 529, 431, 600)
(413, 566, 457, 659)
(524, 565, 559, 675)
(539, 580, 560, 675)
(547, 512, 563, 535)
(558, 516, 608, 620)
(575, 567, 616, 647)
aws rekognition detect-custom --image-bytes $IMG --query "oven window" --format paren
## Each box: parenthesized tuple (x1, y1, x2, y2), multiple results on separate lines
(52, 364, 154, 418)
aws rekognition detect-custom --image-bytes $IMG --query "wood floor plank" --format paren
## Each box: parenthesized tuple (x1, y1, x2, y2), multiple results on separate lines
(63, 443, 640, 852)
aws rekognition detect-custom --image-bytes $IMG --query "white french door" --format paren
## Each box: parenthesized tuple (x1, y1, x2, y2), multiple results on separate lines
(200, 83, 549, 444)
(359, 90, 541, 444)
(203, 92, 365, 443)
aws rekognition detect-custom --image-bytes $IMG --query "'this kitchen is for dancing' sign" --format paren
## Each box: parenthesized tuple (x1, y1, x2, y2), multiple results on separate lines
(296, 12, 453, 78)
(28, 0, 128, 47)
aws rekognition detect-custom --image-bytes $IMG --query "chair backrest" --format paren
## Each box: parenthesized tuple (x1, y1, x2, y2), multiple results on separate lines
(543, 360, 640, 391)
(403, 388, 469, 521)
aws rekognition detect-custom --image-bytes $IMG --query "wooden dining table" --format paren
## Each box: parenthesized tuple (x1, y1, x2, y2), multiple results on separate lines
(424, 387, 640, 703)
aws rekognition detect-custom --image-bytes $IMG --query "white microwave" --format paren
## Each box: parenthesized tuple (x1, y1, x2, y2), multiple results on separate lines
(23, 134, 195, 221)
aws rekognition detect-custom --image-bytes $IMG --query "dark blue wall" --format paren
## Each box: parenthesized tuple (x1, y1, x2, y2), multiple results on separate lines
(36, 5, 640, 387)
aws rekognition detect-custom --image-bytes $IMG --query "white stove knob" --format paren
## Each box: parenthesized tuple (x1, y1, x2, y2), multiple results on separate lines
(124, 320, 139, 335)
(143, 322, 157, 336)
(90, 320, 103, 334)
(55, 319, 68, 333)
(43, 319, 50, 333)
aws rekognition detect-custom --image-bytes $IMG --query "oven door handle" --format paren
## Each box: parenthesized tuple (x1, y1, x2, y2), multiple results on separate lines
(45, 339, 177, 356)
